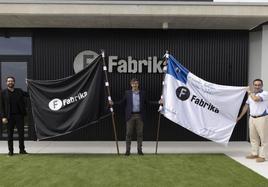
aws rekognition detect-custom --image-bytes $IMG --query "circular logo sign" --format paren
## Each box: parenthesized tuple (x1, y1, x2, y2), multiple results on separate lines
(48, 98, 63, 111)
(73, 50, 98, 73)
(176, 86, 190, 101)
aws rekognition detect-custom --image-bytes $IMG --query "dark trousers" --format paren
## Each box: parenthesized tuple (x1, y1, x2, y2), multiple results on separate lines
(7, 115, 25, 153)
(126, 114, 143, 152)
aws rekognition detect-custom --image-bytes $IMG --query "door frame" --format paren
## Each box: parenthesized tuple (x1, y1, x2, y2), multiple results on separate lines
(0, 55, 34, 140)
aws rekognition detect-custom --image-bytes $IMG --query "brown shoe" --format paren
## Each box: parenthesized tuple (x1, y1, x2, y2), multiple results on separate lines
(256, 157, 265, 163)
(246, 154, 258, 159)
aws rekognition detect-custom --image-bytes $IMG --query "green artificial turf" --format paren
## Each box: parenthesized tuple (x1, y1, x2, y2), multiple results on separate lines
(0, 154, 267, 187)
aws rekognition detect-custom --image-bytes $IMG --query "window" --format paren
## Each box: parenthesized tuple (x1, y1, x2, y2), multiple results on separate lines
(0, 37, 32, 55)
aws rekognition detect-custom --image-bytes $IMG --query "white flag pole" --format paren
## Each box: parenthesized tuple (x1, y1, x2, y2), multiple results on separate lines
(101, 50, 120, 155)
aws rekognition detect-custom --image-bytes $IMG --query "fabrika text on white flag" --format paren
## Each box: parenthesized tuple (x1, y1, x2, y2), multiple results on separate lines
(160, 55, 247, 145)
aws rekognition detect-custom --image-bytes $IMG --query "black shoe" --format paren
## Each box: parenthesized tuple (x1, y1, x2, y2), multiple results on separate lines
(19, 150, 28, 154)
(125, 151, 130, 156)
(8, 152, 13, 156)
(138, 150, 144, 155)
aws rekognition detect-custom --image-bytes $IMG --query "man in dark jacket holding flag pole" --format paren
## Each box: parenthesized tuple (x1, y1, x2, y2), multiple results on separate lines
(122, 78, 146, 156)
(110, 78, 147, 156)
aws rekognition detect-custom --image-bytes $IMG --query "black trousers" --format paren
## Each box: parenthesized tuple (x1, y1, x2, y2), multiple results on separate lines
(7, 115, 25, 153)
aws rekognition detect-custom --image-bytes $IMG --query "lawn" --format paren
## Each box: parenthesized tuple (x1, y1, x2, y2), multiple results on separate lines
(0, 154, 267, 187)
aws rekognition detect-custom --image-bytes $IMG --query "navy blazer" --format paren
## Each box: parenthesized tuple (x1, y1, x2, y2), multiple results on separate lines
(121, 90, 146, 122)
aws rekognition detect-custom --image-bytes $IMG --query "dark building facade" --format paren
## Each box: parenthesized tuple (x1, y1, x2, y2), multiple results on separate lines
(0, 28, 248, 141)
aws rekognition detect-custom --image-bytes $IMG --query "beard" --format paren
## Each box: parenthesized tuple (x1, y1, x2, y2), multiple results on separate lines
(7, 83, 15, 89)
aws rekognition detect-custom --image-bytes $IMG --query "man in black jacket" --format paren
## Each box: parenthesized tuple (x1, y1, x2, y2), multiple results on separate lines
(1, 76, 28, 156)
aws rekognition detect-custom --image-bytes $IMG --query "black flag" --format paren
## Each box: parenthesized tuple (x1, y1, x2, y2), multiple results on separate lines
(27, 55, 111, 140)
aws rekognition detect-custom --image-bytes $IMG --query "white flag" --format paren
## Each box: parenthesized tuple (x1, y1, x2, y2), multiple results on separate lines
(161, 55, 247, 145)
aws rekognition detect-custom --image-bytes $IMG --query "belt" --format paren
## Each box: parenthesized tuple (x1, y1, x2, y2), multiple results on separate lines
(251, 114, 268, 118)
(131, 112, 140, 114)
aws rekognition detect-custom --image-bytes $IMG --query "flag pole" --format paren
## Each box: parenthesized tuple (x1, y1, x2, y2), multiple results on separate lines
(101, 50, 120, 155)
(155, 50, 169, 155)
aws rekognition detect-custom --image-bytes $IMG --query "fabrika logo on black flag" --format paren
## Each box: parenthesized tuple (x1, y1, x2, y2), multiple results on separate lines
(27, 55, 111, 140)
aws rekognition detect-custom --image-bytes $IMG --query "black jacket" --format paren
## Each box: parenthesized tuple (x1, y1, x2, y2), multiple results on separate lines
(1, 88, 28, 118)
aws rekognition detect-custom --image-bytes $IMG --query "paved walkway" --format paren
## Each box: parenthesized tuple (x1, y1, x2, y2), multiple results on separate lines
(0, 141, 267, 179)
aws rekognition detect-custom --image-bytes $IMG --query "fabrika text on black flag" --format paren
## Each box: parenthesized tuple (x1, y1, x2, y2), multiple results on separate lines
(27, 55, 111, 140)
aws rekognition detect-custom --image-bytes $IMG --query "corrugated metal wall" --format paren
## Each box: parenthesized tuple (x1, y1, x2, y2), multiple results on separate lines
(31, 29, 248, 141)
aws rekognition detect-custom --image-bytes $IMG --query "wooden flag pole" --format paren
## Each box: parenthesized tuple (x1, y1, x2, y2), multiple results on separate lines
(101, 50, 120, 155)
(155, 51, 169, 155)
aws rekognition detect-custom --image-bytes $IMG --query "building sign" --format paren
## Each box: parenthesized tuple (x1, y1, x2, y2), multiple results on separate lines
(73, 50, 164, 73)
(73, 50, 99, 73)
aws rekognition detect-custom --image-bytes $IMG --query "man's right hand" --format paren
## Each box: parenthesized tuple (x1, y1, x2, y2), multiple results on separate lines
(2, 118, 8, 125)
